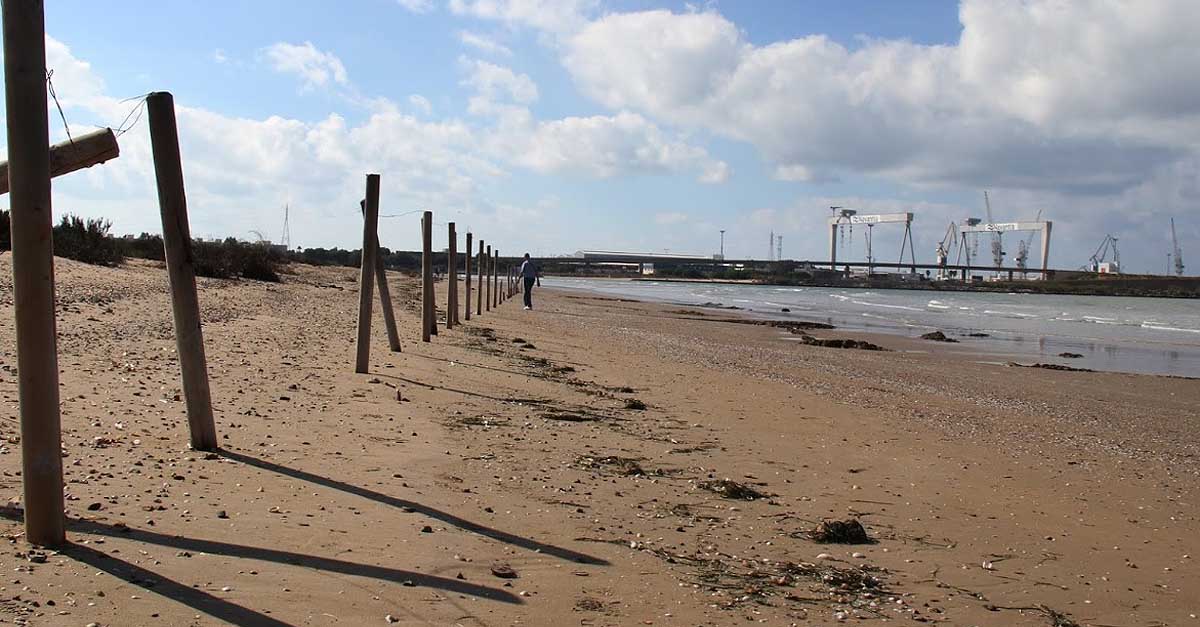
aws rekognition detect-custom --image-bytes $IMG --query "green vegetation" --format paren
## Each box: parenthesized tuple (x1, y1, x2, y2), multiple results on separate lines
(53, 214, 125, 266)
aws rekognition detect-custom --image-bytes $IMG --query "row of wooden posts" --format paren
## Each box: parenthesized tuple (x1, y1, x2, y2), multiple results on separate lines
(353, 184, 524, 373)
(1, 0, 524, 547)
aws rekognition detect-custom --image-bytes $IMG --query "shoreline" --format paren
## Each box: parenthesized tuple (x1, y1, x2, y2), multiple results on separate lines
(543, 279, 1200, 379)
(552, 274, 1200, 299)
(2, 258, 1196, 626)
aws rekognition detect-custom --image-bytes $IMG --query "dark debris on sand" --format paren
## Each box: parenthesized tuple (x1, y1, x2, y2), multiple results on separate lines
(699, 479, 768, 500)
(798, 518, 875, 545)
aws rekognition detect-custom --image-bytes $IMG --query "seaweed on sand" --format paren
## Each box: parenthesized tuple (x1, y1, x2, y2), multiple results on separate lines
(698, 479, 768, 500)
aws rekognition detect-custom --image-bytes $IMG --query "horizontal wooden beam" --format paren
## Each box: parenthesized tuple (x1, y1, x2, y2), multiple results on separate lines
(0, 127, 119, 195)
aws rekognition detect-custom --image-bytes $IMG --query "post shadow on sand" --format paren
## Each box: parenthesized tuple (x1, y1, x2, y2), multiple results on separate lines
(216, 448, 609, 567)
(375, 372, 517, 404)
(63, 542, 298, 627)
(0, 506, 521, 615)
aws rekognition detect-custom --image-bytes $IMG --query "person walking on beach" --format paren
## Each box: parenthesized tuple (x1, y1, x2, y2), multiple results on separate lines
(518, 253, 539, 310)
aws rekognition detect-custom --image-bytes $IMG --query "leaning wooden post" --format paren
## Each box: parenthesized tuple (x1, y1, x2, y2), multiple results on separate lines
(361, 200, 400, 353)
(421, 211, 434, 342)
(3, 0, 65, 546)
(464, 232, 473, 321)
(493, 250, 500, 309)
(374, 252, 402, 352)
(352, 174, 381, 372)
(477, 240, 485, 316)
(485, 244, 492, 312)
(147, 92, 220, 451)
(447, 222, 457, 329)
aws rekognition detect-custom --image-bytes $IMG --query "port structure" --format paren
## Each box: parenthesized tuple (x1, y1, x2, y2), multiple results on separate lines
(956, 219, 1053, 280)
(828, 208, 916, 275)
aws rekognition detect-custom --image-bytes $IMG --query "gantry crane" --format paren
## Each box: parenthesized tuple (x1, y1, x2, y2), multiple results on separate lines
(827, 207, 916, 274)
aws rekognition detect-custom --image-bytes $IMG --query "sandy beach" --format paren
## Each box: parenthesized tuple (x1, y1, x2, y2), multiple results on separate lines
(1, 258, 1197, 626)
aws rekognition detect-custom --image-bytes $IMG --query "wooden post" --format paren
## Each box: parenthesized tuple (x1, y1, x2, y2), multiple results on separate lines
(146, 92, 220, 452)
(352, 174, 381, 372)
(464, 232, 473, 321)
(3, 0, 64, 546)
(477, 240, 485, 316)
(374, 250, 401, 352)
(485, 244, 492, 312)
(0, 127, 120, 196)
(447, 222, 457, 329)
(493, 250, 500, 309)
(361, 200, 400, 353)
(421, 211, 434, 341)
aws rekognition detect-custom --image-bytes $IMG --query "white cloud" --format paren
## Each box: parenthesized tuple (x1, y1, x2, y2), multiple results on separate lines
(497, 111, 728, 182)
(699, 160, 730, 184)
(396, 0, 436, 13)
(408, 94, 433, 115)
(460, 57, 539, 106)
(560, 2, 1200, 197)
(449, 0, 598, 34)
(459, 30, 513, 56)
(212, 49, 229, 64)
(454, 58, 726, 183)
(263, 41, 349, 90)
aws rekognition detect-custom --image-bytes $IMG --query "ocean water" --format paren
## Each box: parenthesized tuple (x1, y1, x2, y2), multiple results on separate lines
(540, 277, 1200, 378)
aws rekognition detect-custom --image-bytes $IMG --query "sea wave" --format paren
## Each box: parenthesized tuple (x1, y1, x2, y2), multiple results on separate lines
(1141, 323, 1200, 334)
(852, 300, 924, 312)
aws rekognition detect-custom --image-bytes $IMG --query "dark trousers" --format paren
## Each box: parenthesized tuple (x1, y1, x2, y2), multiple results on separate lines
(523, 277, 535, 308)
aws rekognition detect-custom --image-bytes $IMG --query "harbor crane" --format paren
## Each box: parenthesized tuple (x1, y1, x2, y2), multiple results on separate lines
(1087, 234, 1120, 273)
(1014, 209, 1043, 275)
(828, 207, 916, 274)
(1171, 218, 1185, 276)
(983, 191, 1004, 270)
(935, 222, 959, 279)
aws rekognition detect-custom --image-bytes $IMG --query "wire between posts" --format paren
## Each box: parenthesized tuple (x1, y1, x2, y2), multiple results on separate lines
(112, 94, 152, 137)
(46, 69, 73, 143)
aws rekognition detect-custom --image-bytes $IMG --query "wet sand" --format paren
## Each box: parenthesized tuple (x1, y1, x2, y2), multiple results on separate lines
(1, 258, 1197, 626)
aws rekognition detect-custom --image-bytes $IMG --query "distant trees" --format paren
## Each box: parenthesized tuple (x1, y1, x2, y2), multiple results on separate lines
(0, 209, 425, 281)
(52, 214, 125, 266)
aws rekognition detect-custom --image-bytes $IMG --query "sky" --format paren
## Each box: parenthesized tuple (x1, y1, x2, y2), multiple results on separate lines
(3, 0, 1198, 274)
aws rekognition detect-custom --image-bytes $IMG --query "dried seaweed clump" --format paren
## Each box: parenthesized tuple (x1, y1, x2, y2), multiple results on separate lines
(699, 479, 767, 500)
(801, 519, 874, 544)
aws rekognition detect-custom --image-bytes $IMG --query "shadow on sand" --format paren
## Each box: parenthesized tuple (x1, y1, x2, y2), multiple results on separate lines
(216, 448, 609, 566)
(0, 506, 522, 626)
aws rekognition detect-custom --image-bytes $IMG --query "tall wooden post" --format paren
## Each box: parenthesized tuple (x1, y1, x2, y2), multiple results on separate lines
(146, 92, 220, 451)
(447, 222, 457, 329)
(4, 0, 64, 546)
(421, 211, 434, 342)
(353, 174, 381, 372)
(485, 245, 492, 312)
(464, 232, 473, 321)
